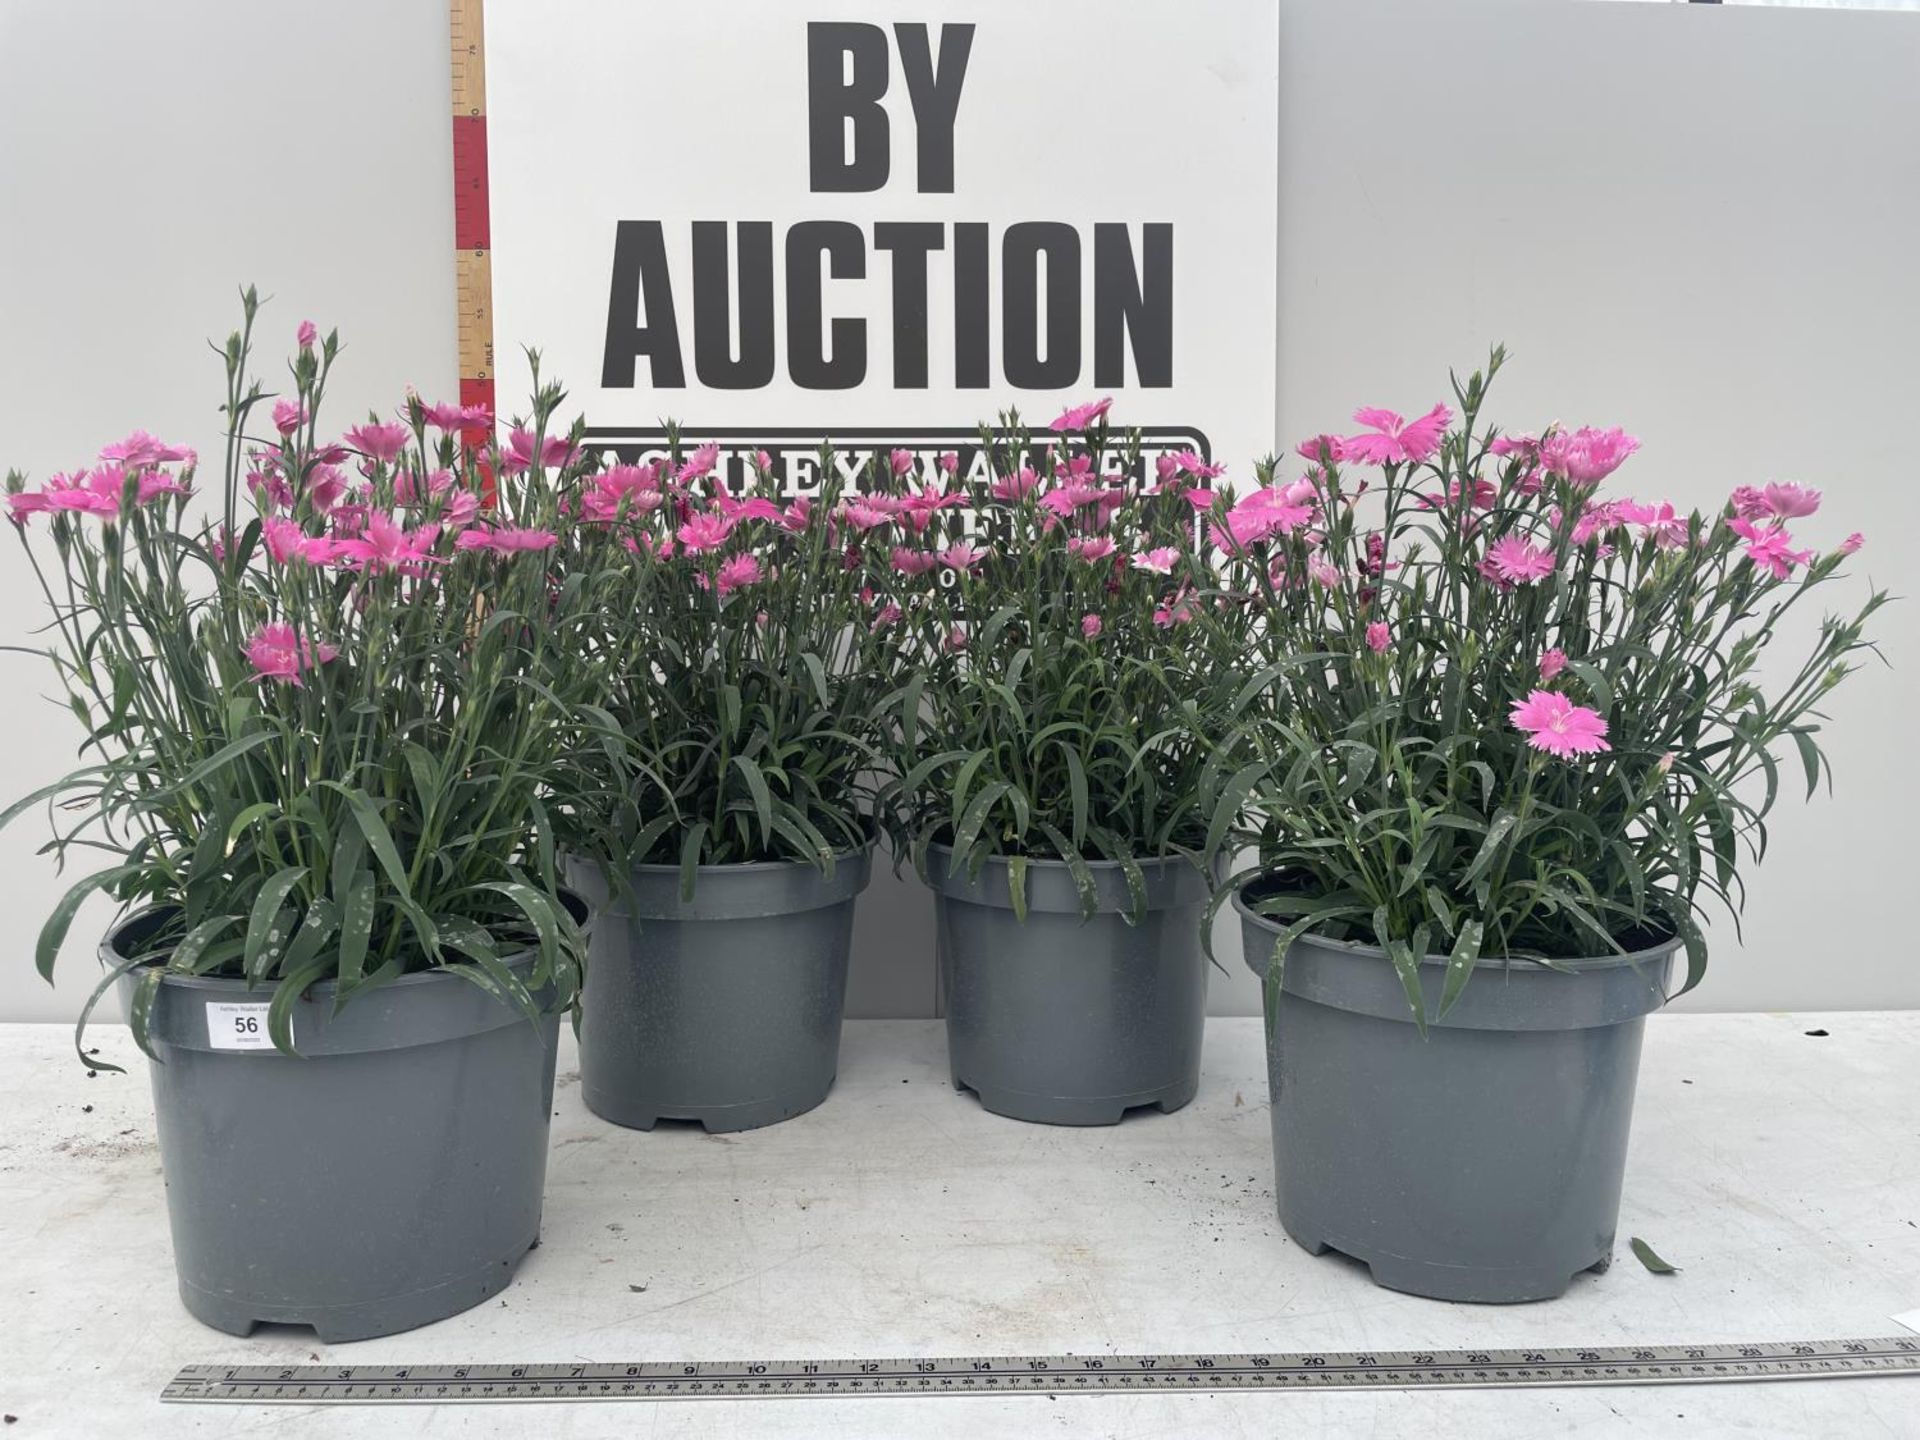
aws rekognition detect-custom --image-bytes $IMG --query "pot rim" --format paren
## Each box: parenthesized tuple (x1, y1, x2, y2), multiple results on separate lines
(1231, 873, 1681, 973)
(616, 829, 877, 879)
(102, 885, 592, 995)
(922, 838, 1209, 874)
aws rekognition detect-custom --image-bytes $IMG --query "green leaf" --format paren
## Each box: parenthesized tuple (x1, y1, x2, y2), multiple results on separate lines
(1628, 1236, 1679, 1275)
(1790, 726, 1824, 800)
(337, 872, 375, 991)
(1034, 820, 1097, 918)
(952, 781, 1012, 864)
(169, 730, 277, 795)
(320, 783, 412, 903)
(1460, 810, 1518, 885)
(678, 821, 709, 902)
(732, 755, 774, 848)
(0, 774, 90, 835)
(1375, 903, 1429, 1034)
(1006, 854, 1029, 923)
(223, 801, 281, 853)
(36, 865, 140, 982)
(267, 960, 333, 1054)
(279, 897, 340, 979)
(242, 868, 307, 983)
(1204, 762, 1265, 867)
(1435, 919, 1484, 1019)
(1058, 742, 1089, 850)
(169, 915, 240, 974)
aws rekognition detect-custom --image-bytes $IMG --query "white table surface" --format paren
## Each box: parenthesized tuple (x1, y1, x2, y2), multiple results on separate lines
(2, 1013, 1917, 1438)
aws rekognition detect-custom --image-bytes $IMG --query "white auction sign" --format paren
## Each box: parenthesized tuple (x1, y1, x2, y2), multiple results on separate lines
(485, 0, 1278, 485)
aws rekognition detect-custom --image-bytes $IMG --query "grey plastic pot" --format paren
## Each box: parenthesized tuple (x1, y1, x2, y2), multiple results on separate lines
(1235, 878, 1678, 1303)
(927, 842, 1211, 1126)
(108, 895, 584, 1342)
(569, 840, 873, 1133)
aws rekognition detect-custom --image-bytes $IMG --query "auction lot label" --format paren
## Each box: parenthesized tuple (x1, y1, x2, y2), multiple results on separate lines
(486, 0, 1277, 484)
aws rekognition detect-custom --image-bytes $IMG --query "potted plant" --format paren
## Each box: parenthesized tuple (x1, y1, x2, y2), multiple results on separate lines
(1226, 349, 1883, 1301)
(555, 441, 900, 1132)
(874, 406, 1256, 1125)
(2, 292, 597, 1340)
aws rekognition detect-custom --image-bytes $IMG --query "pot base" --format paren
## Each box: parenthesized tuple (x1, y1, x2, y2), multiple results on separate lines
(178, 1231, 540, 1342)
(583, 1075, 836, 1134)
(1280, 1219, 1612, 1305)
(951, 1065, 1198, 1127)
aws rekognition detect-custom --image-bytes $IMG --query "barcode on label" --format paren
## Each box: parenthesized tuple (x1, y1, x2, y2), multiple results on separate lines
(206, 1002, 273, 1050)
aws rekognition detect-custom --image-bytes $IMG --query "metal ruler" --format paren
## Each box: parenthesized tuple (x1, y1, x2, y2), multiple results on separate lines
(163, 1337, 1920, 1404)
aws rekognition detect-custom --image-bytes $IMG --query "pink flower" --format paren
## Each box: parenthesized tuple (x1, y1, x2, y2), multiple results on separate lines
(263, 516, 312, 564)
(100, 431, 196, 469)
(343, 422, 412, 466)
(1154, 586, 1197, 628)
(581, 462, 666, 522)
(1295, 434, 1347, 465)
(889, 448, 915, 478)
(781, 497, 813, 532)
(1618, 499, 1690, 549)
(1488, 433, 1540, 459)
(272, 399, 308, 436)
(1485, 535, 1556, 584)
(945, 623, 968, 651)
(753, 449, 774, 473)
(1151, 450, 1225, 492)
(1051, 397, 1113, 431)
(714, 552, 762, 595)
(442, 491, 480, 530)
(991, 466, 1041, 502)
(676, 511, 733, 553)
(1837, 532, 1864, 556)
(870, 601, 903, 633)
(421, 401, 493, 435)
(845, 500, 895, 533)
(501, 427, 579, 476)
(332, 511, 441, 573)
(1365, 621, 1391, 653)
(306, 463, 349, 512)
(899, 485, 964, 533)
(677, 443, 721, 483)
(1569, 499, 1628, 547)
(1081, 613, 1103, 639)
(1341, 404, 1452, 466)
(1418, 477, 1496, 513)
(1039, 481, 1106, 519)
(1729, 486, 1770, 521)
(1131, 546, 1179, 575)
(938, 542, 988, 572)
(1539, 426, 1639, 485)
(1308, 553, 1341, 589)
(1761, 481, 1821, 519)
(1538, 647, 1568, 682)
(1510, 689, 1610, 759)
(246, 621, 337, 687)
(1067, 535, 1116, 563)
(1728, 517, 1814, 580)
(456, 525, 558, 555)
(297, 321, 318, 350)
(1215, 485, 1315, 550)
(714, 494, 785, 525)
(891, 547, 938, 576)
(393, 468, 454, 506)
(936, 452, 959, 476)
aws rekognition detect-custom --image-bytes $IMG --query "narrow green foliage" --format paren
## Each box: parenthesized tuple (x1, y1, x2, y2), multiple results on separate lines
(3, 295, 599, 1061)
(1230, 350, 1884, 1010)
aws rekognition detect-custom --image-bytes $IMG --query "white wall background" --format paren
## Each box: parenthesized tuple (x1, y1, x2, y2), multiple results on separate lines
(1, 0, 1915, 1024)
